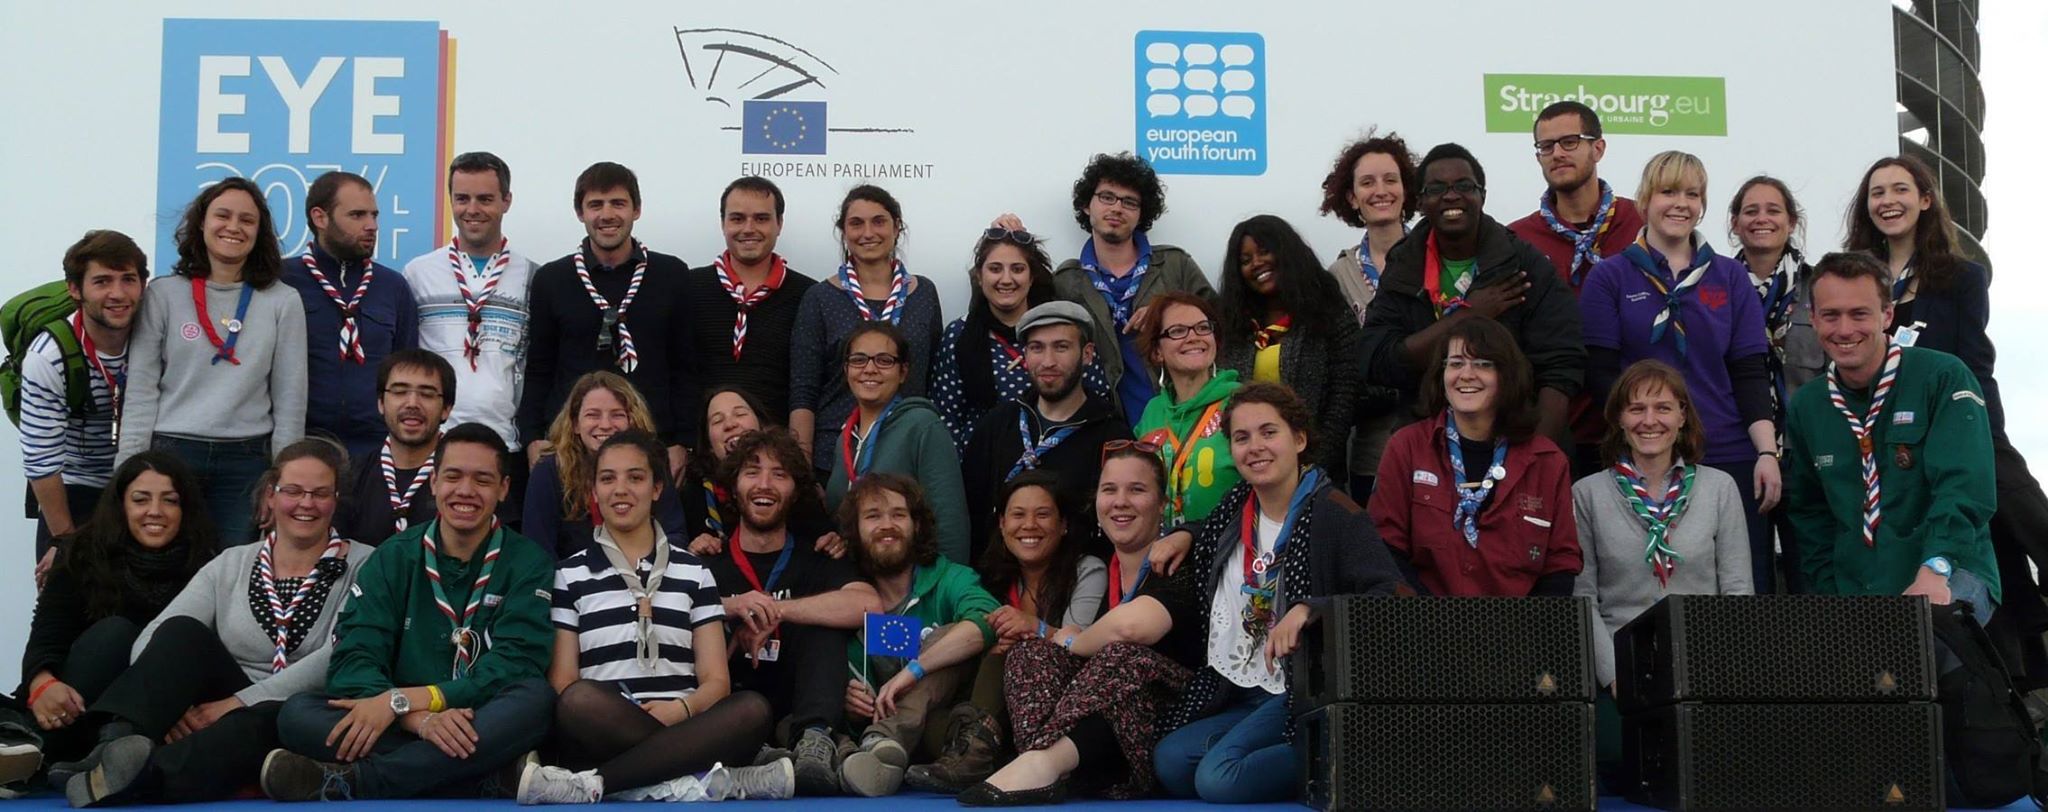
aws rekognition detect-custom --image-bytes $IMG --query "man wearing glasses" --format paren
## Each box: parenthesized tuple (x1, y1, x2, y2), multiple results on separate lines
(1049, 152, 1214, 427)
(1357, 143, 1585, 443)
(337, 349, 456, 544)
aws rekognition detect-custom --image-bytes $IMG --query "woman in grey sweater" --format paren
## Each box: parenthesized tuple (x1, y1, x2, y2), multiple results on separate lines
(1573, 360, 1754, 690)
(64, 439, 372, 807)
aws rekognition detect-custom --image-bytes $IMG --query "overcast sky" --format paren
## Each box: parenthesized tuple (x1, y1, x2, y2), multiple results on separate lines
(1977, 2, 2047, 458)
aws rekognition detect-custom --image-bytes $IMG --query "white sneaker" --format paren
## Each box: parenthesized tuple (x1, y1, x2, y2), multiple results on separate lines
(516, 763, 603, 805)
(609, 771, 711, 803)
(712, 758, 795, 801)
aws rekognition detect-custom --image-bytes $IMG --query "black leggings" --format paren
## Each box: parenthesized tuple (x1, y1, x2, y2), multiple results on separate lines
(551, 680, 771, 791)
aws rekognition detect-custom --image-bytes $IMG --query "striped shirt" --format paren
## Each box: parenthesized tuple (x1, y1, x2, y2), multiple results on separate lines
(19, 330, 123, 486)
(552, 533, 725, 701)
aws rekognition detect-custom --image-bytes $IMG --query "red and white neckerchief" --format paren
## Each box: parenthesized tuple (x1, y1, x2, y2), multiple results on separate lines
(301, 248, 375, 364)
(836, 260, 909, 324)
(1826, 338, 1904, 547)
(71, 310, 123, 440)
(450, 239, 510, 371)
(713, 251, 787, 360)
(574, 241, 648, 373)
(380, 437, 439, 535)
(255, 529, 348, 673)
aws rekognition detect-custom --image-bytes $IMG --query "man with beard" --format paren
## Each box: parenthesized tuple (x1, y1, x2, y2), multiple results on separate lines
(1051, 152, 1213, 426)
(264, 422, 555, 800)
(1784, 252, 1998, 620)
(21, 230, 145, 585)
(836, 474, 997, 798)
(337, 349, 456, 544)
(284, 171, 420, 462)
(1358, 143, 1584, 444)
(702, 428, 880, 796)
(962, 301, 1131, 548)
(684, 178, 816, 421)
(519, 162, 699, 480)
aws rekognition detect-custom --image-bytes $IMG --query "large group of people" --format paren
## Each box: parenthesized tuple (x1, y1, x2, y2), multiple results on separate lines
(0, 97, 2033, 806)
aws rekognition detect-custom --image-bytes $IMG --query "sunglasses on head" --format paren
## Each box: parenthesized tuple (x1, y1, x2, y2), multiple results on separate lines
(982, 227, 1035, 246)
(1100, 438, 1162, 463)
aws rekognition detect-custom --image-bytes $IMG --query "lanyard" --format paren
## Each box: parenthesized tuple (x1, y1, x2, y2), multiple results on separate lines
(450, 239, 510, 371)
(991, 331, 1023, 370)
(1443, 412, 1509, 548)
(421, 518, 505, 678)
(729, 533, 797, 594)
(1009, 408, 1081, 479)
(71, 311, 124, 434)
(574, 242, 649, 373)
(715, 251, 787, 359)
(1825, 339, 1903, 547)
(838, 260, 909, 324)
(191, 276, 255, 365)
(1146, 400, 1225, 523)
(380, 438, 438, 535)
(255, 529, 347, 673)
(301, 249, 375, 364)
(842, 397, 902, 485)
(1421, 233, 1471, 318)
(1106, 553, 1150, 611)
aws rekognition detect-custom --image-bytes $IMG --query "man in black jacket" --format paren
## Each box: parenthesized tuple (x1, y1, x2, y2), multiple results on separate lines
(1358, 143, 1584, 442)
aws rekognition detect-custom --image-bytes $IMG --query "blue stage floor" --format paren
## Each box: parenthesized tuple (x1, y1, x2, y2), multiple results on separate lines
(0, 792, 2035, 810)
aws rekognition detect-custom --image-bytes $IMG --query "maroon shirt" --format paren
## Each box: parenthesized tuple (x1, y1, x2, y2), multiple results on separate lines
(1510, 195, 1646, 445)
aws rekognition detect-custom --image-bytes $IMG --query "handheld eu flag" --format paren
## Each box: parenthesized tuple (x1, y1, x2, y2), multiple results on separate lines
(742, 99, 827, 155)
(864, 612, 922, 659)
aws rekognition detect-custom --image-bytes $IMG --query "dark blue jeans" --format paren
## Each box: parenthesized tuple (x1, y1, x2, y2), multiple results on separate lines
(1153, 683, 1299, 803)
(1707, 457, 1776, 594)
(153, 434, 269, 548)
(275, 677, 554, 799)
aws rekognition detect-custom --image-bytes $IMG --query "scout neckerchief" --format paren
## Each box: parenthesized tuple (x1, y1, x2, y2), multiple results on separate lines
(1891, 258, 1917, 304)
(1623, 234, 1715, 358)
(841, 397, 902, 485)
(715, 251, 787, 359)
(71, 310, 124, 439)
(1141, 399, 1226, 524)
(1106, 552, 1150, 611)
(1079, 234, 1152, 330)
(380, 437, 438, 535)
(701, 480, 727, 536)
(300, 248, 376, 364)
(1442, 411, 1508, 548)
(574, 241, 648, 373)
(1238, 466, 1323, 644)
(837, 260, 909, 324)
(1826, 338, 1903, 547)
(1538, 179, 1619, 288)
(991, 331, 1023, 371)
(1354, 227, 1405, 290)
(1009, 405, 1081, 479)
(1421, 232, 1472, 318)
(1252, 314, 1292, 351)
(450, 238, 510, 371)
(255, 529, 348, 673)
(729, 532, 795, 595)
(191, 275, 255, 365)
(1612, 456, 1696, 586)
(1751, 248, 1802, 344)
(422, 518, 505, 678)
(594, 523, 671, 670)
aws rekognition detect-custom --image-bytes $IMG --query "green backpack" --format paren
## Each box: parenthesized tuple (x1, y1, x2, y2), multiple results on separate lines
(1, 280, 92, 427)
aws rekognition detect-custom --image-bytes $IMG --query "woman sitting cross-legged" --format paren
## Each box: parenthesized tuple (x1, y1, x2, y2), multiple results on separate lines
(63, 439, 375, 806)
(515, 430, 788, 804)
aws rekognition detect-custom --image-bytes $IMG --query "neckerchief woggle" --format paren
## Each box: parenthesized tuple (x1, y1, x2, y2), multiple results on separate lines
(1442, 411, 1508, 548)
(573, 241, 649, 373)
(420, 518, 505, 678)
(1079, 233, 1152, 330)
(1538, 179, 1618, 288)
(1612, 456, 1695, 586)
(593, 524, 670, 670)
(1009, 406, 1081, 479)
(380, 437, 438, 535)
(191, 276, 255, 365)
(300, 248, 375, 364)
(1239, 466, 1324, 636)
(1825, 337, 1904, 547)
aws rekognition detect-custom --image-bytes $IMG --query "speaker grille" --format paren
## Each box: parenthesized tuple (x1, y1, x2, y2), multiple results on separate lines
(1625, 702, 1943, 812)
(1302, 702, 1596, 812)
(1297, 596, 1595, 709)
(1618, 595, 1935, 711)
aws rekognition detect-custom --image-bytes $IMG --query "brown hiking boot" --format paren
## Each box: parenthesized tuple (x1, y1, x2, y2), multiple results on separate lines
(903, 704, 1003, 794)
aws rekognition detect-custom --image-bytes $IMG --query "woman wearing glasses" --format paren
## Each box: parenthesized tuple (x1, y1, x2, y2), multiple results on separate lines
(1133, 291, 1242, 527)
(523, 372, 686, 561)
(1371, 318, 1581, 597)
(1216, 215, 1362, 479)
(823, 322, 970, 564)
(932, 227, 1107, 454)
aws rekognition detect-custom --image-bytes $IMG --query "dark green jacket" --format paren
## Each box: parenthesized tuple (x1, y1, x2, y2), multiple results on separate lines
(325, 522, 555, 707)
(1784, 347, 2000, 601)
(844, 558, 999, 682)
(823, 397, 970, 564)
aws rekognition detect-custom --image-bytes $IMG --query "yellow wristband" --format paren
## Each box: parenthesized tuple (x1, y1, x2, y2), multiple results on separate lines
(427, 685, 447, 713)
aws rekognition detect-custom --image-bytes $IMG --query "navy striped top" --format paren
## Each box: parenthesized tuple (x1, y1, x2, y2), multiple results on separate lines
(551, 532, 725, 701)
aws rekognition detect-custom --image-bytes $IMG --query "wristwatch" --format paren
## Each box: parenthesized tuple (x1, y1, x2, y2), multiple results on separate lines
(388, 689, 411, 715)
(1922, 556, 1953, 579)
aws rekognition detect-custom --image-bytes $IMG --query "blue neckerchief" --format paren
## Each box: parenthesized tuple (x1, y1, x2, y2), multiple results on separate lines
(1538, 180, 1618, 288)
(1079, 232, 1153, 330)
(1892, 258, 1916, 303)
(1442, 413, 1508, 548)
(854, 397, 902, 476)
(1622, 234, 1717, 358)
(213, 281, 256, 365)
(1244, 466, 1325, 593)
(1009, 405, 1082, 480)
(1356, 227, 1407, 290)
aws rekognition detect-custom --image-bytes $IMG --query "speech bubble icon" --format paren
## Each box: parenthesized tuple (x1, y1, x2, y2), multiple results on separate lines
(1221, 96, 1257, 119)
(1183, 43, 1217, 65)
(1184, 95, 1219, 118)
(1220, 69, 1255, 93)
(1220, 44, 1255, 67)
(1145, 42, 1180, 65)
(1146, 94, 1182, 117)
(1146, 68, 1181, 92)
(1183, 69, 1217, 93)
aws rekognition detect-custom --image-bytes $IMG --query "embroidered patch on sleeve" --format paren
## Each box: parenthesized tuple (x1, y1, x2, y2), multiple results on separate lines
(1952, 390, 1986, 406)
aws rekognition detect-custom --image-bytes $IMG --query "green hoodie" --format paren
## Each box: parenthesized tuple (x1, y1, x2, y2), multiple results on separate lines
(825, 396, 972, 564)
(1135, 369, 1243, 525)
(844, 557, 999, 684)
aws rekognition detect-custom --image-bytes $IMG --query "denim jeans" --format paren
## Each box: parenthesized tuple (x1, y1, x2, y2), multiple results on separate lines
(275, 677, 554, 799)
(1952, 566, 1997, 626)
(152, 434, 269, 548)
(1153, 683, 1299, 803)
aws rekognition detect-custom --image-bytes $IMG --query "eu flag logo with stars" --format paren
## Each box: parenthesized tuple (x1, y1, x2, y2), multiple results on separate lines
(864, 612, 922, 659)
(742, 99, 826, 155)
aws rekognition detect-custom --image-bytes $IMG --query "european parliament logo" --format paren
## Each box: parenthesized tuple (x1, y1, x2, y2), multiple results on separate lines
(743, 100, 827, 155)
(1134, 30, 1267, 176)
(154, 18, 455, 267)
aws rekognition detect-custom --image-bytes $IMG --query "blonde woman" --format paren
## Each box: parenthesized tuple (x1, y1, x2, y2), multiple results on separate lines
(522, 372, 685, 560)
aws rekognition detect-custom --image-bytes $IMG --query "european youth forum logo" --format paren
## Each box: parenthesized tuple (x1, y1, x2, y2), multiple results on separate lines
(155, 18, 455, 267)
(1134, 31, 1266, 176)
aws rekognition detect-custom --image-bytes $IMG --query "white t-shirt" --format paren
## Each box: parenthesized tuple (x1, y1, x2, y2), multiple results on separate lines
(401, 247, 537, 447)
(1208, 511, 1286, 694)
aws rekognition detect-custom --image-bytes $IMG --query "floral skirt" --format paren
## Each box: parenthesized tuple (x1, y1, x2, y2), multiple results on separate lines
(1003, 638, 1192, 799)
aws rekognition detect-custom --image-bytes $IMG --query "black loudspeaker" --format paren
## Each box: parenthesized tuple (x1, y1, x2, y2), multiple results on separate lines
(1615, 595, 1935, 713)
(1293, 595, 1595, 710)
(1300, 701, 1596, 812)
(1621, 701, 1944, 812)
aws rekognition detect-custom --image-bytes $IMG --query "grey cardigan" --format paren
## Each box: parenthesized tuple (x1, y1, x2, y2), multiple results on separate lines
(119, 275, 308, 462)
(132, 539, 376, 706)
(1571, 465, 1754, 686)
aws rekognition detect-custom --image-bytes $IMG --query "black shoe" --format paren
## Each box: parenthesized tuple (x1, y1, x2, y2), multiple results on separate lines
(259, 749, 359, 801)
(65, 735, 151, 808)
(957, 778, 1069, 807)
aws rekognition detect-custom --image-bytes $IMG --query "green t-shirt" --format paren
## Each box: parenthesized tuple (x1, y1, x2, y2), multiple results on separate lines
(1440, 257, 1477, 298)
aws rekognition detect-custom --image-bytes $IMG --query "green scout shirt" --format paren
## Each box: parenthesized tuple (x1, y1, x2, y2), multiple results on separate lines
(1783, 346, 1999, 601)
(845, 557, 998, 682)
(325, 521, 556, 708)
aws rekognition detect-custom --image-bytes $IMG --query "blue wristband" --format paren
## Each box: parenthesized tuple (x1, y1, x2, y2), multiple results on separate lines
(905, 660, 926, 681)
(1037, 620, 1049, 638)
(1061, 635, 1077, 650)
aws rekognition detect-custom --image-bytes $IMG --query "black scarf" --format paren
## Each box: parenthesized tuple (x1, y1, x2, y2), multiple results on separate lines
(956, 306, 1015, 419)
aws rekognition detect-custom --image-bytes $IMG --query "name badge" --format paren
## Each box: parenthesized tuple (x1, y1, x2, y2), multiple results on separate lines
(752, 638, 782, 663)
(1894, 321, 1925, 348)
(1412, 470, 1439, 487)
(1892, 411, 1916, 425)
(482, 593, 503, 607)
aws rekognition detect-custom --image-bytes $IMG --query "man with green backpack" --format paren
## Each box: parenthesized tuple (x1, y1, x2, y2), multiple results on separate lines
(1, 230, 145, 586)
